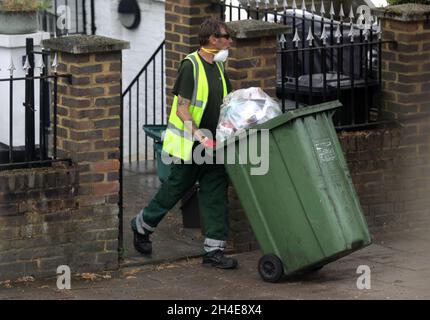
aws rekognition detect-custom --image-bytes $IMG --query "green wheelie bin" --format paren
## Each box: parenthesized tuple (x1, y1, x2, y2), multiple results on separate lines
(142, 124, 171, 182)
(218, 101, 372, 282)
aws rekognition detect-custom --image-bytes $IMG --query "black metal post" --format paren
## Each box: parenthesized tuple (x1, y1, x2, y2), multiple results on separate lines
(153, 60, 156, 126)
(283, 7, 287, 25)
(65, 0, 69, 35)
(119, 64, 124, 256)
(359, 29, 363, 78)
(322, 45, 327, 102)
(378, 35, 382, 89)
(330, 18, 334, 71)
(9, 73, 13, 163)
(281, 50, 286, 113)
(350, 44, 355, 125)
(294, 47, 299, 109)
(53, 73, 58, 159)
(128, 90, 132, 163)
(364, 37, 369, 124)
(39, 54, 49, 161)
(309, 43, 314, 106)
(161, 45, 165, 125)
(54, 0, 58, 36)
(145, 71, 148, 160)
(336, 44, 341, 125)
(340, 21, 344, 74)
(229, 0, 233, 22)
(301, 14, 305, 75)
(91, 0, 96, 35)
(25, 38, 35, 162)
(75, 0, 79, 33)
(83, 0, 87, 34)
(274, 6, 277, 23)
(136, 79, 140, 163)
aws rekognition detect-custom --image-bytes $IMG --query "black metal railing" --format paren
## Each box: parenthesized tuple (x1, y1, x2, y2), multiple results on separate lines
(0, 38, 71, 170)
(122, 40, 166, 163)
(40, 0, 96, 36)
(218, 0, 391, 129)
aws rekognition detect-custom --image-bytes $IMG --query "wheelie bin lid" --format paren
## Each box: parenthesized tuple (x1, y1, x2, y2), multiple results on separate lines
(216, 100, 342, 149)
(142, 124, 167, 142)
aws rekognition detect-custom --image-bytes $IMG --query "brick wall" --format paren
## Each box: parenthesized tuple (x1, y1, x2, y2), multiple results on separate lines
(165, 0, 220, 109)
(376, 6, 430, 121)
(0, 35, 129, 281)
(339, 123, 430, 232)
(361, 4, 430, 230)
(0, 165, 78, 279)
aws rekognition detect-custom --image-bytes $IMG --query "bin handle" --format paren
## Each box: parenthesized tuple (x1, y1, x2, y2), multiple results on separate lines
(252, 100, 343, 132)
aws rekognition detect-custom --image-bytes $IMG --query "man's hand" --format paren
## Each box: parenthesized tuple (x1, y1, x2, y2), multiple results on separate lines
(201, 137, 217, 149)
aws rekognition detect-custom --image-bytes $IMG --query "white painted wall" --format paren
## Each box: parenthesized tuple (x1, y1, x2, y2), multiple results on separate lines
(92, 0, 165, 161)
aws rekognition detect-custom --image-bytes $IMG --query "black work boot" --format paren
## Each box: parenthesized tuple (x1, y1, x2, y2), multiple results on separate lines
(131, 217, 152, 255)
(202, 250, 238, 269)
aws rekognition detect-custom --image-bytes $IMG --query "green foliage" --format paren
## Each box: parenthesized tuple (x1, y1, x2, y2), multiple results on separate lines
(0, 0, 52, 12)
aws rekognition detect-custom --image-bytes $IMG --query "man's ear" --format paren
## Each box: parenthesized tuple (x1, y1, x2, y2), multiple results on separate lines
(208, 34, 217, 46)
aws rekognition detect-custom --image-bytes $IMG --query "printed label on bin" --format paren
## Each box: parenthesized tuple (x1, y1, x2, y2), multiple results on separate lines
(314, 138, 336, 162)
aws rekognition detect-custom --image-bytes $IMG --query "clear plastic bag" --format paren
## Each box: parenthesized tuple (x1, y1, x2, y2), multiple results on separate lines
(216, 87, 282, 142)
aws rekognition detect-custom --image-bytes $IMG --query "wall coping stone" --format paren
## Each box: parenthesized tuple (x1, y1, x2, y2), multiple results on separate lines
(373, 4, 430, 22)
(42, 35, 130, 54)
(227, 20, 290, 39)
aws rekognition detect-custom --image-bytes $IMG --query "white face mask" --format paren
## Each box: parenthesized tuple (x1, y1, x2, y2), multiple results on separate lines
(213, 49, 229, 62)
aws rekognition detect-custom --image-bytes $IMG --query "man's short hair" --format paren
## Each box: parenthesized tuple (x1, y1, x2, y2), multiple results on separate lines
(199, 18, 229, 47)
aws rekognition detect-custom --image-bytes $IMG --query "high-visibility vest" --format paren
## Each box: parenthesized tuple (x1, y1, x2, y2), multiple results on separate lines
(162, 51, 228, 161)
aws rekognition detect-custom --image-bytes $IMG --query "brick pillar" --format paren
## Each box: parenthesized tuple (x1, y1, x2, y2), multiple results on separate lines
(374, 4, 430, 120)
(165, 0, 220, 109)
(43, 35, 130, 272)
(226, 20, 289, 97)
(366, 4, 430, 229)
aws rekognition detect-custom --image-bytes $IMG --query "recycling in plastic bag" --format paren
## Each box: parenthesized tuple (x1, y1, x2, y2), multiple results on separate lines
(216, 87, 282, 142)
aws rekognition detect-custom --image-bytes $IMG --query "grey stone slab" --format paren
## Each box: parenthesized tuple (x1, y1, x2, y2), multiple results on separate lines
(373, 4, 430, 22)
(43, 35, 130, 54)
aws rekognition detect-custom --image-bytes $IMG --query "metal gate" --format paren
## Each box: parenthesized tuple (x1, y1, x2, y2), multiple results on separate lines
(0, 38, 71, 170)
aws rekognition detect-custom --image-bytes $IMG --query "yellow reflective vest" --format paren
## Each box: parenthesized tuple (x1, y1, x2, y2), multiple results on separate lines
(162, 51, 228, 161)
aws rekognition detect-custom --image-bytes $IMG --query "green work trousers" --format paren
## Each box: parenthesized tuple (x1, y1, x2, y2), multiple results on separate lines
(141, 162, 230, 242)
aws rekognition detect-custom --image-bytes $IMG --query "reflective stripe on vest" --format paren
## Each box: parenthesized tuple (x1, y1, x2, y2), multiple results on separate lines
(162, 51, 227, 161)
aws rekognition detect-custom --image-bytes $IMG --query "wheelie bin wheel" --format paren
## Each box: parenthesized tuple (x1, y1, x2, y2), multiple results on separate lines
(258, 254, 283, 283)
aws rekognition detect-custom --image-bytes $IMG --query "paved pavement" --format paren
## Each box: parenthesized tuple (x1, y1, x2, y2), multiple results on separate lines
(1, 227, 429, 300)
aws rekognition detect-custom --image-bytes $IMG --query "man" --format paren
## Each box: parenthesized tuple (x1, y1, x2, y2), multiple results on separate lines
(131, 18, 238, 269)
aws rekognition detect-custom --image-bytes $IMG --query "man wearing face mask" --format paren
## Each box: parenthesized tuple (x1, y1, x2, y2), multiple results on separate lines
(131, 18, 238, 269)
